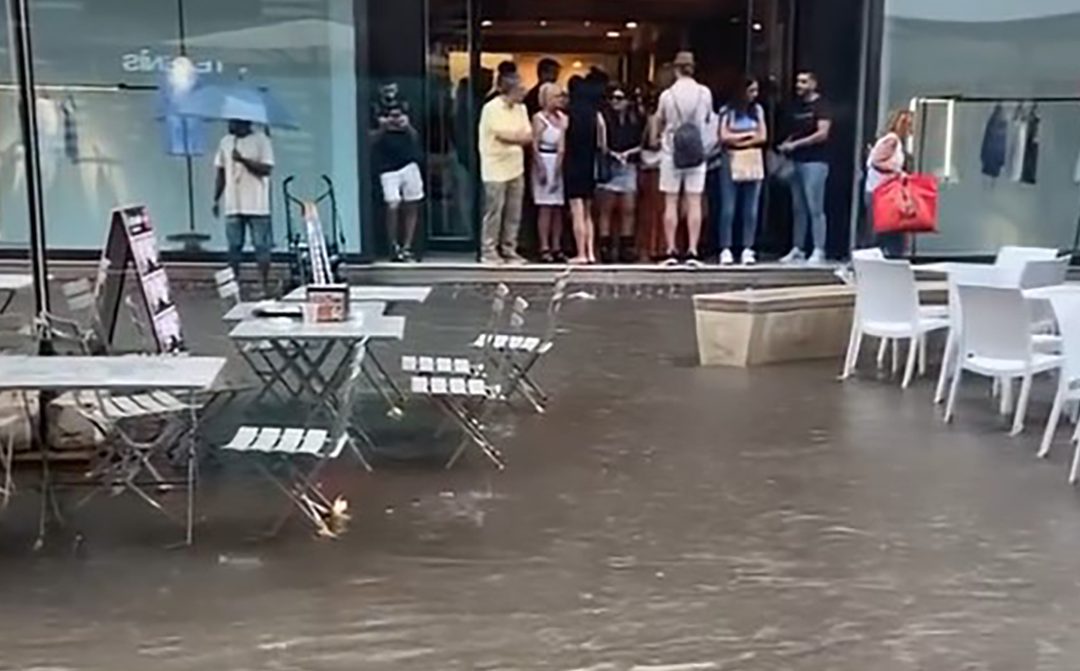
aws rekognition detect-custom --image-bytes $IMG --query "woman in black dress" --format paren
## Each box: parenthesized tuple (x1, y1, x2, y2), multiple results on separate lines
(564, 75, 605, 264)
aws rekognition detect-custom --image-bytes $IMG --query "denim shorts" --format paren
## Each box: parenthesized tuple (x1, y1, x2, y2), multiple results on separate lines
(225, 214, 273, 265)
(599, 162, 638, 194)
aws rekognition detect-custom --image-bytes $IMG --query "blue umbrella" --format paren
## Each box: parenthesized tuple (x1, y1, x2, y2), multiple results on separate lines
(175, 83, 298, 129)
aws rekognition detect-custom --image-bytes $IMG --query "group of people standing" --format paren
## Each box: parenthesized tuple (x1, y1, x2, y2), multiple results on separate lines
(477, 52, 835, 266)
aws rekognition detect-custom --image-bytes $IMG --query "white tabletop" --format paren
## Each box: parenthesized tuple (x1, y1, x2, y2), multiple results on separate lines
(0, 274, 34, 291)
(223, 300, 388, 322)
(283, 285, 433, 304)
(229, 315, 406, 342)
(0, 355, 226, 391)
(915, 262, 996, 274)
(1023, 283, 1080, 301)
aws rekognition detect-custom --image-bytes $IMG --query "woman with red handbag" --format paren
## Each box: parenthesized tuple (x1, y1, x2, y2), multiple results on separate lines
(865, 109, 913, 257)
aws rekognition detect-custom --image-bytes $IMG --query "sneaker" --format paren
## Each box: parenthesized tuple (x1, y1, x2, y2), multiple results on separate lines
(684, 254, 704, 269)
(719, 249, 735, 266)
(390, 245, 405, 263)
(807, 248, 827, 265)
(503, 254, 527, 266)
(741, 249, 757, 266)
(660, 256, 680, 267)
(400, 248, 417, 263)
(481, 254, 503, 265)
(779, 248, 805, 264)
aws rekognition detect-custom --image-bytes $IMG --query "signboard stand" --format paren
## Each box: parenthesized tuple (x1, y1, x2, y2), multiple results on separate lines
(94, 205, 185, 353)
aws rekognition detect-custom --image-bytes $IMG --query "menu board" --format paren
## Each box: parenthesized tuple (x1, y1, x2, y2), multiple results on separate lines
(94, 205, 186, 353)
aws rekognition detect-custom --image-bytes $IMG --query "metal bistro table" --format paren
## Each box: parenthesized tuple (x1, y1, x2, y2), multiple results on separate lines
(0, 273, 33, 314)
(229, 313, 407, 423)
(0, 354, 226, 546)
(282, 285, 432, 313)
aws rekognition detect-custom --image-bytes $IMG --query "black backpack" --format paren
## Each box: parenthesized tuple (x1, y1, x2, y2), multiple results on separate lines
(672, 89, 706, 169)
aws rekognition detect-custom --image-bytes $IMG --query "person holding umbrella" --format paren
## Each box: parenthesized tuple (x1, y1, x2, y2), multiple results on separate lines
(212, 118, 275, 295)
(178, 79, 291, 295)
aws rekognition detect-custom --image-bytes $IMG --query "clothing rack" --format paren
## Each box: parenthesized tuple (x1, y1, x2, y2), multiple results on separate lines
(909, 94, 1080, 259)
(0, 83, 157, 92)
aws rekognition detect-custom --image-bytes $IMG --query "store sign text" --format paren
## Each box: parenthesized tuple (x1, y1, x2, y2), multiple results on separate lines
(121, 49, 224, 74)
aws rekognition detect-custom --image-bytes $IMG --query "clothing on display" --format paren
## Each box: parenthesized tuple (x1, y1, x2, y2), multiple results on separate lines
(980, 104, 1007, 178)
(982, 102, 1040, 184)
(1005, 104, 1026, 182)
(61, 96, 78, 162)
(1020, 104, 1040, 185)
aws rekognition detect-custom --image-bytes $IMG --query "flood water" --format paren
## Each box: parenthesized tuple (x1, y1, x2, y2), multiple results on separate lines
(2, 290, 1080, 669)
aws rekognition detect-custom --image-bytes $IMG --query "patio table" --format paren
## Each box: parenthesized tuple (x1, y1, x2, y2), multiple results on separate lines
(0, 354, 226, 546)
(228, 314, 407, 424)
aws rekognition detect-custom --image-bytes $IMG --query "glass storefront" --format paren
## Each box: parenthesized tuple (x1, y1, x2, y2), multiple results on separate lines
(0, 0, 361, 256)
(0, 0, 879, 264)
(877, 0, 1080, 256)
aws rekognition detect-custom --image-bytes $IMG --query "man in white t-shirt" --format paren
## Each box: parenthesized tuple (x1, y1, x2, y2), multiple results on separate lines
(657, 51, 714, 266)
(213, 119, 275, 293)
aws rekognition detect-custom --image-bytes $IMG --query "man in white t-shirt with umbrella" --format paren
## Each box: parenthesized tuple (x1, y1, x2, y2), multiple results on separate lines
(212, 118, 275, 294)
(178, 81, 292, 296)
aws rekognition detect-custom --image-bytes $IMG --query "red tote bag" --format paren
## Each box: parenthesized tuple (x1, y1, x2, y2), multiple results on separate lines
(872, 173, 939, 234)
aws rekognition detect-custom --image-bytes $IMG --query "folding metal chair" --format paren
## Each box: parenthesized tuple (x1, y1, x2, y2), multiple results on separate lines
(70, 385, 200, 533)
(219, 342, 375, 539)
(215, 267, 302, 404)
(471, 272, 572, 413)
(403, 296, 528, 470)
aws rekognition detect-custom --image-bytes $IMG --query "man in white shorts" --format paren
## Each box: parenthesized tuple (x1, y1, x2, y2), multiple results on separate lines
(373, 104, 424, 261)
(657, 51, 714, 267)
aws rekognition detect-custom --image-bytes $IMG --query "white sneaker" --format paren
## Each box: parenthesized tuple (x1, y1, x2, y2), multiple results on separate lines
(719, 249, 735, 266)
(807, 249, 827, 265)
(741, 249, 757, 266)
(779, 248, 805, 264)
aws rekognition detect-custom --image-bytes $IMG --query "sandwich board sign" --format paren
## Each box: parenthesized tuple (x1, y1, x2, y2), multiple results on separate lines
(94, 205, 185, 353)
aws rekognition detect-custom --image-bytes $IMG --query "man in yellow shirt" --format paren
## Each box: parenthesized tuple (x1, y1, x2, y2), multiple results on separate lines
(478, 71, 532, 264)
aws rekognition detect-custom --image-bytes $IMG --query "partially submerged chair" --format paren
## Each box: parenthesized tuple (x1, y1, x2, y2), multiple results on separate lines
(215, 267, 299, 403)
(404, 293, 527, 470)
(944, 284, 1064, 436)
(842, 258, 949, 387)
(220, 342, 374, 538)
(470, 271, 572, 413)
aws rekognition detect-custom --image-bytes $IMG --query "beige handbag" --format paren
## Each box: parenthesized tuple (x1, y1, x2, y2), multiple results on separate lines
(729, 148, 765, 182)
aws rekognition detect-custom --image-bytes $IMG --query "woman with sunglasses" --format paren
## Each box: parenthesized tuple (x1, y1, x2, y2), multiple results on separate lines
(598, 84, 646, 263)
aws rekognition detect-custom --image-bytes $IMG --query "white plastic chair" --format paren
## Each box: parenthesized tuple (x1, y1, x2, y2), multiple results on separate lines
(842, 258, 949, 387)
(1037, 294, 1080, 465)
(944, 284, 1064, 435)
(995, 246, 1060, 286)
(1019, 257, 1069, 334)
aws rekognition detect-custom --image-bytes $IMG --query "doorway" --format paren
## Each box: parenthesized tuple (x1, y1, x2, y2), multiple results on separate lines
(413, 0, 795, 260)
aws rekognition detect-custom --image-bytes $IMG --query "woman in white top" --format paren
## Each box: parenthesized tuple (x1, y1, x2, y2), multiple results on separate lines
(532, 83, 568, 262)
(865, 109, 913, 257)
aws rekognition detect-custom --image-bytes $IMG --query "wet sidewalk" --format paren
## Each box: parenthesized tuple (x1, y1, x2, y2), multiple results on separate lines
(2, 290, 1080, 669)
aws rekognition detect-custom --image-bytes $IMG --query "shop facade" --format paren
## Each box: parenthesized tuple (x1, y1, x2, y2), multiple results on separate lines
(3, 0, 1063, 265)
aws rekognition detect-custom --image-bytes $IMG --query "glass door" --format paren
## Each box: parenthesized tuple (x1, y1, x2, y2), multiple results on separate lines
(422, 0, 479, 255)
(745, 0, 796, 257)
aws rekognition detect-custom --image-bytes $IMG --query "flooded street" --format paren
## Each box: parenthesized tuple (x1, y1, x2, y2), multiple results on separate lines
(3, 291, 1080, 669)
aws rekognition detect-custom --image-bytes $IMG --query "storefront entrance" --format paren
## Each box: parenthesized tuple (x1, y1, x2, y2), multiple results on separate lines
(368, 0, 806, 261)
